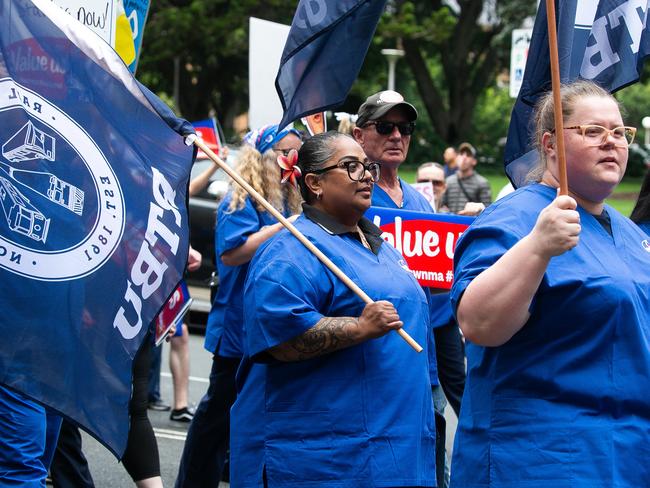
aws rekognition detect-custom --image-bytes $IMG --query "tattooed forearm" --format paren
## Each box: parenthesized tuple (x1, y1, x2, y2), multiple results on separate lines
(270, 317, 361, 361)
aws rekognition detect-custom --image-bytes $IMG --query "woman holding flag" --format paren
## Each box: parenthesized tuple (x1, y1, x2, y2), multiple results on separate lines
(449, 80, 650, 486)
(175, 125, 302, 487)
(230, 131, 436, 487)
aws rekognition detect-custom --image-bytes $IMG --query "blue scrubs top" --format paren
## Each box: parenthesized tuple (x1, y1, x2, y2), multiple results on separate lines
(449, 183, 650, 487)
(371, 179, 452, 385)
(204, 193, 281, 357)
(231, 208, 436, 488)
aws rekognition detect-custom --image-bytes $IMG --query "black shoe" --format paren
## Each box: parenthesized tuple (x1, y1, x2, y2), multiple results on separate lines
(170, 407, 194, 422)
(148, 399, 171, 411)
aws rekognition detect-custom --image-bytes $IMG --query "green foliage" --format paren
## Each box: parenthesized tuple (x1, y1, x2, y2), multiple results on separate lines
(469, 86, 516, 167)
(616, 82, 650, 177)
(137, 0, 296, 139)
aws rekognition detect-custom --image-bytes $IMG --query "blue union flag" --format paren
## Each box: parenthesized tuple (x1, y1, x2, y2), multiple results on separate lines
(276, 0, 387, 130)
(0, 0, 194, 456)
(505, 0, 650, 187)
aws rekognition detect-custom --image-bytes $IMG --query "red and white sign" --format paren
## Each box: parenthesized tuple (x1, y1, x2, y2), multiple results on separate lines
(154, 280, 192, 346)
(366, 207, 473, 290)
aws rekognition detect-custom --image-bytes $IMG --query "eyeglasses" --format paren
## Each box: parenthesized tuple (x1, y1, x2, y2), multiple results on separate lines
(311, 159, 381, 182)
(364, 121, 415, 136)
(417, 179, 445, 187)
(563, 125, 637, 147)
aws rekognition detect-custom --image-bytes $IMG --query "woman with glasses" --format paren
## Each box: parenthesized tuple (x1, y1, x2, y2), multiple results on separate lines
(230, 131, 436, 487)
(175, 125, 302, 488)
(449, 80, 650, 487)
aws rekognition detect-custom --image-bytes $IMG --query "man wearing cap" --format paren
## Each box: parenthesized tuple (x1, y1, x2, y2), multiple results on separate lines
(441, 142, 492, 215)
(354, 90, 450, 488)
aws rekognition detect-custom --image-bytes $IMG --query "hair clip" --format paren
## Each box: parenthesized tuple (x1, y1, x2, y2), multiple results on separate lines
(277, 149, 301, 189)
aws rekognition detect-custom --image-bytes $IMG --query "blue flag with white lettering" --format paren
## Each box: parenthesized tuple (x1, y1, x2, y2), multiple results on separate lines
(276, 0, 387, 130)
(0, 0, 194, 456)
(504, 0, 650, 187)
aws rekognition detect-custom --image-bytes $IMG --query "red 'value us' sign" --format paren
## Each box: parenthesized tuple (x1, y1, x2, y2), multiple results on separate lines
(365, 207, 473, 290)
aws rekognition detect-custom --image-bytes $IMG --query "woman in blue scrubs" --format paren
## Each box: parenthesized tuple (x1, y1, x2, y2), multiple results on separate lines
(631, 169, 649, 236)
(231, 131, 436, 487)
(449, 80, 650, 487)
(176, 126, 302, 487)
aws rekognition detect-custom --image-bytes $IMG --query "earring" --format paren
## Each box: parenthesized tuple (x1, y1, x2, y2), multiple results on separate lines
(316, 192, 322, 200)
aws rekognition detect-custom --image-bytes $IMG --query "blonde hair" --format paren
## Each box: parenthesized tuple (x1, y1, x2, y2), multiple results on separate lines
(228, 145, 302, 214)
(528, 80, 618, 182)
(337, 116, 356, 136)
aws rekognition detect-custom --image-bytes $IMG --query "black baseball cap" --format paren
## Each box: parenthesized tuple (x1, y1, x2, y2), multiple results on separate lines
(356, 90, 418, 127)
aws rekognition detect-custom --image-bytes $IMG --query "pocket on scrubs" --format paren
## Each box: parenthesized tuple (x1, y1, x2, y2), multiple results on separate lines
(488, 399, 577, 484)
(264, 410, 339, 483)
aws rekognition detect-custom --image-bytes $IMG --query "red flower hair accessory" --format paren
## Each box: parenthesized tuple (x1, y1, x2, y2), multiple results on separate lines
(277, 148, 301, 188)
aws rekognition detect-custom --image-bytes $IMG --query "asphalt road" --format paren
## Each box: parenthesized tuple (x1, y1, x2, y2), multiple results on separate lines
(79, 331, 459, 487)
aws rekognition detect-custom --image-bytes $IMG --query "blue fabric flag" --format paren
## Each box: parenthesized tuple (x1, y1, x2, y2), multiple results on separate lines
(0, 0, 194, 457)
(504, 0, 650, 187)
(276, 0, 387, 130)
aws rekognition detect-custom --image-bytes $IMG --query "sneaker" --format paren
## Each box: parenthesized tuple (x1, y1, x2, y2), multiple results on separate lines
(148, 399, 171, 411)
(170, 407, 194, 422)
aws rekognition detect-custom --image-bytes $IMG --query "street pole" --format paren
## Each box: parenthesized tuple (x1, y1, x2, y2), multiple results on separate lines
(642, 116, 650, 147)
(380, 48, 405, 91)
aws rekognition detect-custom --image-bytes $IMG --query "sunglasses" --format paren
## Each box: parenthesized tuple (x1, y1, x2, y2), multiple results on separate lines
(364, 121, 416, 136)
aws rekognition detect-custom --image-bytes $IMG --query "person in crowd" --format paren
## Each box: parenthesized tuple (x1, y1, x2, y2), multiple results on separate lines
(175, 125, 302, 488)
(353, 90, 458, 487)
(230, 131, 436, 487)
(630, 168, 650, 235)
(442, 146, 458, 177)
(417, 162, 448, 211)
(449, 80, 650, 486)
(0, 386, 61, 487)
(441, 142, 492, 215)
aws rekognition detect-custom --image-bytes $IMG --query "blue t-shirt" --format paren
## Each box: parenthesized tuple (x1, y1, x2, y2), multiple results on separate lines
(449, 183, 650, 487)
(204, 193, 280, 357)
(371, 179, 453, 385)
(230, 212, 436, 487)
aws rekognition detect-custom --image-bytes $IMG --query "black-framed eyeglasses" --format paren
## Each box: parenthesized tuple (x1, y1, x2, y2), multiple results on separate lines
(311, 159, 381, 182)
(364, 121, 416, 136)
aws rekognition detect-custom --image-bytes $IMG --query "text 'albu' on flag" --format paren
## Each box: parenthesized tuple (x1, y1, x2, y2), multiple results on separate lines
(0, 0, 194, 456)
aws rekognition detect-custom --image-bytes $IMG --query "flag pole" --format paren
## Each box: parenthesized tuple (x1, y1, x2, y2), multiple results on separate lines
(546, 0, 569, 195)
(187, 135, 423, 353)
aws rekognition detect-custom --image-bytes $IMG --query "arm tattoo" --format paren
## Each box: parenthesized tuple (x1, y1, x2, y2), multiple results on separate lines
(270, 317, 360, 361)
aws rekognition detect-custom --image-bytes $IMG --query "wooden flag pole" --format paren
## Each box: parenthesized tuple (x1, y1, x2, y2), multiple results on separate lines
(187, 135, 423, 353)
(546, 0, 569, 195)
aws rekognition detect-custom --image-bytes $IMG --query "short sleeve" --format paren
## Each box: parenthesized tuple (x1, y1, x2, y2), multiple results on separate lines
(450, 222, 522, 318)
(217, 196, 261, 255)
(244, 252, 327, 361)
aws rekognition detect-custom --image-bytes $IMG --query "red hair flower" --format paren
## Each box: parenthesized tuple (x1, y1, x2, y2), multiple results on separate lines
(277, 149, 301, 188)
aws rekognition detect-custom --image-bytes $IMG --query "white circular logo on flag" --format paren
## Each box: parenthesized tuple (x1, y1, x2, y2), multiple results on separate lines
(0, 79, 125, 281)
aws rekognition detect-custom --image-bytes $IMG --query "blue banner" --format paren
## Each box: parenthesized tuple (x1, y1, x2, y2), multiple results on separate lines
(0, 0, 194, 457)
(504, 0, 650, 187)
(276, 0, 387, 130)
